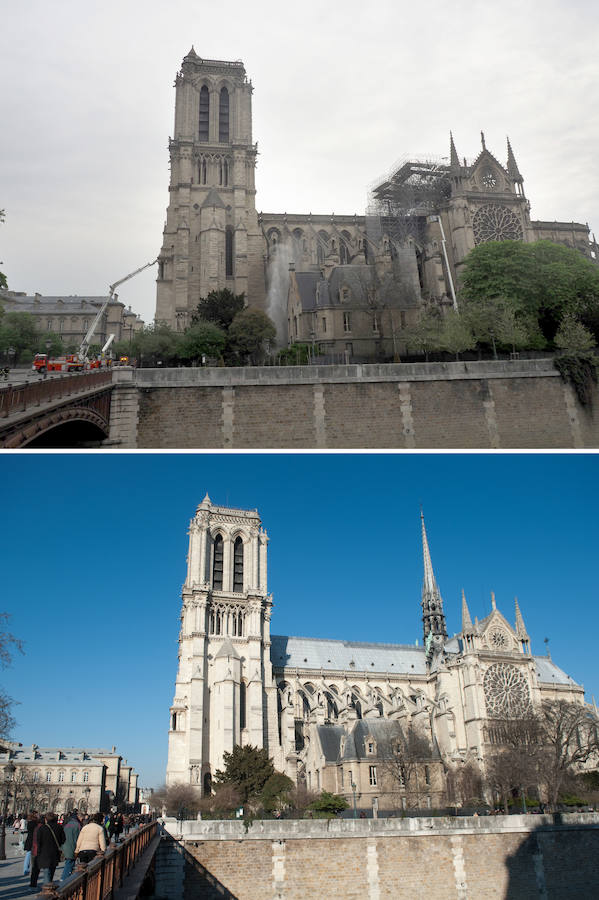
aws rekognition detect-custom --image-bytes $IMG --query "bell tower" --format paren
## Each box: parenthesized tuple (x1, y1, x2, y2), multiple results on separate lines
(155, 51, 266, 330)
(166, 495, 278, 793)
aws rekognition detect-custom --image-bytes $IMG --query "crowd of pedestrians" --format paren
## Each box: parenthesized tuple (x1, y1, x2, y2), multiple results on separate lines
(1, 808, 148, 891)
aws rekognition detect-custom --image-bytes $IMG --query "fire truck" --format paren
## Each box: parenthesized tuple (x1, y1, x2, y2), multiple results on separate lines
(32, 353, 84, 373)
(32, 258, 156, 374)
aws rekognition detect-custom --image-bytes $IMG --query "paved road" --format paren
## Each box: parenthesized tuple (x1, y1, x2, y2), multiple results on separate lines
(0, 368, 75, 386)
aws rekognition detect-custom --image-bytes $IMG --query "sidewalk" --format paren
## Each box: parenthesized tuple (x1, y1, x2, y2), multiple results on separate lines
(0, 835, 66, 899)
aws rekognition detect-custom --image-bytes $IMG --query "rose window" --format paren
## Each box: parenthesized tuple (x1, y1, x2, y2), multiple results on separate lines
(483, 663, 530, 718)
(488, 628, 509, 649)
(472, 205, 523, 244)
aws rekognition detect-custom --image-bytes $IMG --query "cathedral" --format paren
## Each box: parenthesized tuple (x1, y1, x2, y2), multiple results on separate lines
(166, 497, 585, 809)
(155, 52, 597, 360)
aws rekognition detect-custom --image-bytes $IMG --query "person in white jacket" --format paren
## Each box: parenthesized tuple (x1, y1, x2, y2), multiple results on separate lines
(74, 812, 107, 864)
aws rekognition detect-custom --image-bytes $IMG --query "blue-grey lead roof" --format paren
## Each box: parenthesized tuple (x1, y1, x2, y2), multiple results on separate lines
(533, 656, 579, 686)
(270, 635, 427, 675)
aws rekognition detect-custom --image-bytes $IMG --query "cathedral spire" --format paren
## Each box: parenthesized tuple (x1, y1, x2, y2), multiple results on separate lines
(450, 132, 460, 168)
(421, 511, 447, 658)
(514, 596, 528, 638)
(506, 137, 522, 179)
(461, 589, 473, 631)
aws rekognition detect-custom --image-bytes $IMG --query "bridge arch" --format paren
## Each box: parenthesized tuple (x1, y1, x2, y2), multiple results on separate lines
(13, 407, 109, 448)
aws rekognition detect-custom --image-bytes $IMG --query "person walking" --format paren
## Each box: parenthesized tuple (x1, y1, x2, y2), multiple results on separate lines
(60, 810, 82, 883)
(74, 812, 106, 864)
(23, 812, 39, 878)
(35, 812, 66, 886)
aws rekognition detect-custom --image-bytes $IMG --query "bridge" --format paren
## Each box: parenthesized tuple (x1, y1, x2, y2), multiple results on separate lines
(0, 371, 113, 448)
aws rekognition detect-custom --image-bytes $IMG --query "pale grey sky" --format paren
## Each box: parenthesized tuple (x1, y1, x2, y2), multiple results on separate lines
(2, 0, 598, 325)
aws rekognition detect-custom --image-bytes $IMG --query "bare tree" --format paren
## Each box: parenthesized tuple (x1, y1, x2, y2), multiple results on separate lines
(538, 700, 599, 808)
(379, 724, 436, 809)
(150, 783, 202, 817)
(445, 761, 484, 810)
(0, 613, 23, 740)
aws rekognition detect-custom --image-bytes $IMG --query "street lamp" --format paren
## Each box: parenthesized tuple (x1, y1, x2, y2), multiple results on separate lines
(0, 762, 16, 860)
(351, 779, 357, 819)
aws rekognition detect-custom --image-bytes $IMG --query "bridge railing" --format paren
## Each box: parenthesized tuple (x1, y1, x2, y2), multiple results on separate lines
(0, 371, 112, 419)
(56, 821, 157, 900)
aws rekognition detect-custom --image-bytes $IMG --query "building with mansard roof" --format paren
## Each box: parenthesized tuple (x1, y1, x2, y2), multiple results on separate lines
(166, 497, 588, 810)
(156, 52, 597, 361)
(0, 743, 139, 815)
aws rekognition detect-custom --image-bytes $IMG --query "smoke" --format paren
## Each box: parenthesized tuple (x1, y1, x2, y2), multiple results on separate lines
(265, 242, 294, 348)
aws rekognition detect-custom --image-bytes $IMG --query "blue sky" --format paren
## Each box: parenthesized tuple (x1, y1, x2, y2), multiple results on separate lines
(1, 452, 598, 786)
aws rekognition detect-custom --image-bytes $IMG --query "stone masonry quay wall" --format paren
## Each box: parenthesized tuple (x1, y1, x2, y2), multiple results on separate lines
(108, 360, 599, 449)
(156, 813, 599, 900)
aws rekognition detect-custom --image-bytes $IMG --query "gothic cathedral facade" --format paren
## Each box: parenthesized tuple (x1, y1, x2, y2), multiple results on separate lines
(156, 52, 597, 361)
(166, 498, 586, 808)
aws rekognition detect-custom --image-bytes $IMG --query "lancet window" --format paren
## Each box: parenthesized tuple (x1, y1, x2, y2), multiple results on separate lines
(225, 227, 234, 278)
(219, 88, 229, 142)
(233, 536, 243, 590)
(212, 534, 224, 589)
(199, 86, 209, 141)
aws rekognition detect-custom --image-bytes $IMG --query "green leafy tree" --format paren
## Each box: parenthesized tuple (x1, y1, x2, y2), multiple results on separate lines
(438, 310, 476, 360)
(0, 311, 39, 362)
(214, 745, 276, 808)
(130, 322, 182, 366)
(260, 772, 294, 813)
(179, 321, 227, 363)
(227, 309, 277, 365)
(306, 791, 349, 819)
(402, 309, 443, 360)
(554, 314, 596, 352)
(460, 240, 599, 342)
(192, 289, 246, 331)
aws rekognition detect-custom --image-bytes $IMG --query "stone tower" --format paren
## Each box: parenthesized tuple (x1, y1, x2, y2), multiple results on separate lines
(166, 495, 278, 792)
(155, 51, 266, 330)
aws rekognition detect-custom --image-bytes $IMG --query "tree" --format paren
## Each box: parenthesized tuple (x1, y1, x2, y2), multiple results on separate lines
(260, 772, 294, 813)
(460, 239, 599, 343)
(0, 311, 39, 362)
(306, 791, 349, 819)
(0, 613, 23, 740)
(179, 321, 227, 364)
(537, 700, 599, 808)
(214, 745, 276, 809)
(150, 783, 202, 817)
(402, 309, 443, 360)
(227, 309, 277, 365)
(438, 310, 476, 360)
(379, 724, 435, 808)
(554, 314, 596, 352)
(191, 289, 245, 331)
(130, 322, 182, 367)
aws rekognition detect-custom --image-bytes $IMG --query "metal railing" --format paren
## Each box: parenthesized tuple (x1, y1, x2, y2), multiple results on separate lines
(0, 371, 112, 420)
(56, 821, 157, 900)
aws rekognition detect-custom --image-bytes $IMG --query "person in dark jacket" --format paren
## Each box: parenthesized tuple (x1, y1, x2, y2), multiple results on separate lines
(35, 812, 66, 886)
(60, 810, 82, 882)
(23, 812, 39, 877)
(29, 815, 44, 888)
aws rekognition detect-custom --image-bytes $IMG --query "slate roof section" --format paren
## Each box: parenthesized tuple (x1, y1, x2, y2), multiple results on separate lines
(1, 296, 112, 313)
(271, 635, 426, 675)
(534, 656, 579, 686)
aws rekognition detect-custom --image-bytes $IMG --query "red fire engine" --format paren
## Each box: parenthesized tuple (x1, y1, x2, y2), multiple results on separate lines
(32, 353, 84, 373)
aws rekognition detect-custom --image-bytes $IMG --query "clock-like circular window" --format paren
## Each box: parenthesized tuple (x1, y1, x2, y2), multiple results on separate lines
(481, 169, 498, 190)
(488, 628, 509, 649)
(473, 204, 523, 244)
(483, 663, 530, 718)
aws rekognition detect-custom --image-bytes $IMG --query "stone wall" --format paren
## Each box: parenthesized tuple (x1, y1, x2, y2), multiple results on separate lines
(155, 814, 599, 900)
(108, 360, 599, 449)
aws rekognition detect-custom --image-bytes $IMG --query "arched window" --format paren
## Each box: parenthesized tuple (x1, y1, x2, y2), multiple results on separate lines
(219, 87, 229, 142)
(213, 535, 223, 589)
(83, 771, 89, 783)
(223, 159, 229, 186)
(199, 86, 209, 141)
(203, 772, 212, 796)
(233, 536, 243, 590)
(225, 227, 234, 278)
